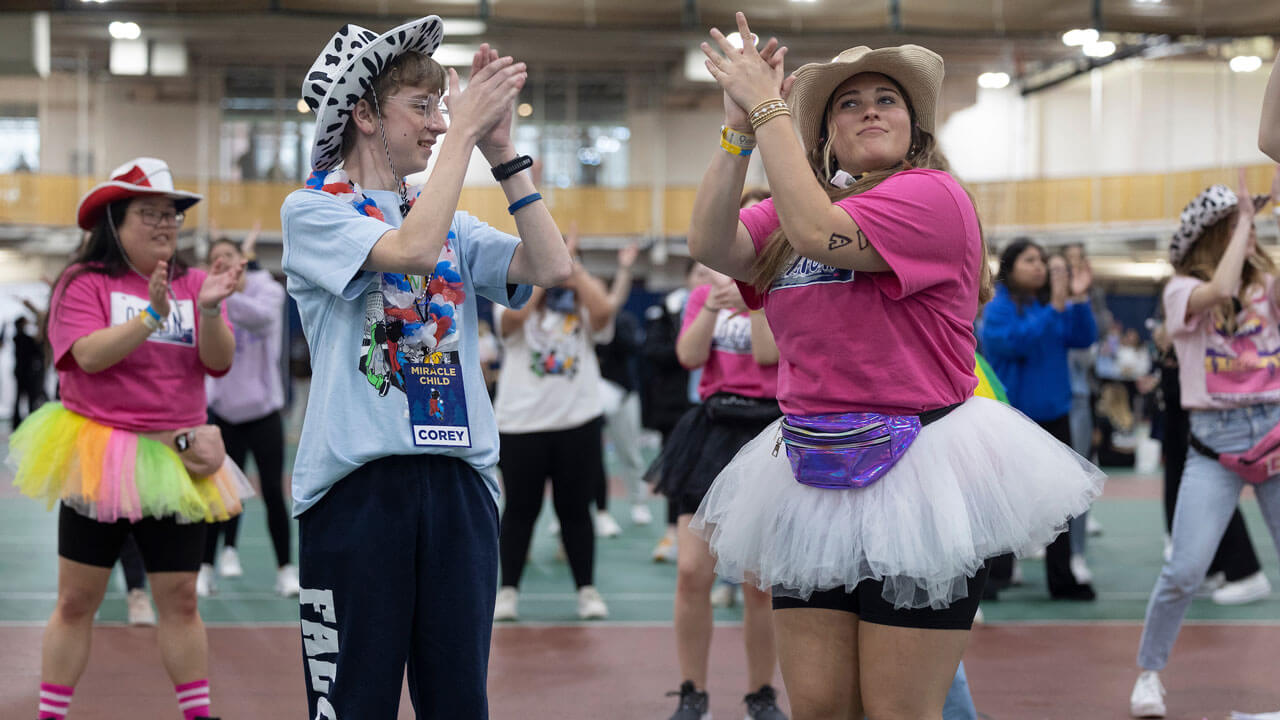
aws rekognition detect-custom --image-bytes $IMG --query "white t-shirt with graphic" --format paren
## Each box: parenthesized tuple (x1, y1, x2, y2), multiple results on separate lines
(1165, 273, 1280, 409)
(492, 302, 613, 434)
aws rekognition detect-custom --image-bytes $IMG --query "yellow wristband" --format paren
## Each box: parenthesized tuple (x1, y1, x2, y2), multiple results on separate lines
(720, 137, 753, 157)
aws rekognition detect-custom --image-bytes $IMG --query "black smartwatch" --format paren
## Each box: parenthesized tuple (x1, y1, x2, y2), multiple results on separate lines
(490, 154, 533, 182)
(175, 431, 194, 452)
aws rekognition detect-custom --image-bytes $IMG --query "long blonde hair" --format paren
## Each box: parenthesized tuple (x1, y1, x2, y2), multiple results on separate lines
(1096, 382, 1134, 432)
(1174, 214, 1276, 333)
(749, 99, 993, 305)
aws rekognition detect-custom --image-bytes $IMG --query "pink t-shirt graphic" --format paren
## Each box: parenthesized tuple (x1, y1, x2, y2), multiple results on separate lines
(1165, 274, 1280, 409)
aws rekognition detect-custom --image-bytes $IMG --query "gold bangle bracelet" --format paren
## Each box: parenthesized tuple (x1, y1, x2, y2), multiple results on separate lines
(750, 108, 791, 132)
(747, 98, 786, 118)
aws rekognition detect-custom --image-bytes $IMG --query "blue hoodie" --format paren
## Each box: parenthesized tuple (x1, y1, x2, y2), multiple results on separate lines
(979, 285, 1097, 422)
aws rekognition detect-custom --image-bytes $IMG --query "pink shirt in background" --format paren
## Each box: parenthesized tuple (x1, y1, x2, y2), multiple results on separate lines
(1164, 273, 1280, 410)
(736, 168, 980, 416)
(680, 284, 778, 401)
(50, 265, 231, 432)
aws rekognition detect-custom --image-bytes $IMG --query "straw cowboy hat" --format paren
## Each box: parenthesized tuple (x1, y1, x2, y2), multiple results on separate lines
(787, 45, 944, 154)
(75, 157, 201, 231)
(1169, 184, 1269, 264)
(301, 16, 444, 172)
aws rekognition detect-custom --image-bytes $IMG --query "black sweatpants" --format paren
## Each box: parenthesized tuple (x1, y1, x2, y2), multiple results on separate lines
(499, 417, 604, 589)
(203, 410, 291, 567)
(298, 454, 498, 720)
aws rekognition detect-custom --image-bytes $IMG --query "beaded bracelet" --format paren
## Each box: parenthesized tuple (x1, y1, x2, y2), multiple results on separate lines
(750, 106, 791, 132)
(748, 98, 788, 125)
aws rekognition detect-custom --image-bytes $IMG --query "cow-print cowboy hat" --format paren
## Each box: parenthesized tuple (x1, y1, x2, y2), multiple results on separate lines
(1169, 184, 1269, 264)
(301, 17, 444, 172)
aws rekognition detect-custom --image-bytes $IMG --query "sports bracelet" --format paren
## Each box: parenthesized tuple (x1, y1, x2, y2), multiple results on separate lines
(507, 192, 543, 215)
(144, 305, 162, 323)
(491, 154, 534, 182)
(140, 312, 162, 332)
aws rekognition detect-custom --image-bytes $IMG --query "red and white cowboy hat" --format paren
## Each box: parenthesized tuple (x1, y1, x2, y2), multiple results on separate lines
(75, 157, 202, 231)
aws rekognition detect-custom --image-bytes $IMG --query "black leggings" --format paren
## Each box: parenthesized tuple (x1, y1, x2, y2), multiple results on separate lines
(203, 410, 291, 567)
(499, 417, 605, 589)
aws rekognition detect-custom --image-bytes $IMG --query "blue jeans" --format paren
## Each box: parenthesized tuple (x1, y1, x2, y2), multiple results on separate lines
(1137, 404, 1280, 670)
(943, 661, 978, 720)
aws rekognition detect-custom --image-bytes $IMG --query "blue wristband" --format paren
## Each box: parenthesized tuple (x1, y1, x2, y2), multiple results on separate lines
(507, 192, 543, 215)
(144, 305, 162, 322)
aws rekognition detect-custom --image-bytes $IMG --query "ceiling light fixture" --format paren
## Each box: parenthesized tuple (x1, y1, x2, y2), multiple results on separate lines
(978, 72, 1010, 89)
(1062, 28, 1099, 47)
(1082, 40, 1116, 58)
(1229, 55, 1263, 73)
(108, 21, 140, 40)
(517, 103, 533, 118)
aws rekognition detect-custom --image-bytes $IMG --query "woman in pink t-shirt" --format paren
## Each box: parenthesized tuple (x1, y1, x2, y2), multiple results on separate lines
(685, 14, 1103, 718)
(648, 194, 787, 719)
(8, 157, 247, 720)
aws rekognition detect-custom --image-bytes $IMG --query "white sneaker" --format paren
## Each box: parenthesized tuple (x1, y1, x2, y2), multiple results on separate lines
(1129, 670, 1166, 718)
(217, 546, 243, 578)
(195, 564, 217, 597)
(709, 583, 737, 608)
(1087, 515, 1104, 536)
(577, 585, 609, 620)
(594, 511, 623, 538)
(630, 503, 653, 526)
(494, 586, 519, 621)
(1212, 571, 1272, 606)
(1196, 571, 1226, 598)
(275, 564, 301, 597)
(126, 588, 156, 626)
(652, 533, 677, 563)
(1070, 554, 1094, 584)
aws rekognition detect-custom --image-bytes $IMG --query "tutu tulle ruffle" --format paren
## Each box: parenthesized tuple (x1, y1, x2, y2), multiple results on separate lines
(8, 403, 253, 523)
(690, 396, 1105, 609)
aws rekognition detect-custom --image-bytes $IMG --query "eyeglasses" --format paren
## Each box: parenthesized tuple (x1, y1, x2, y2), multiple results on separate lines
(386, 94, 448, 122)
(132, 208, 185, 228)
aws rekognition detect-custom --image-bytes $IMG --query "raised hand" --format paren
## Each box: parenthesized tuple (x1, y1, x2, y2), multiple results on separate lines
(720, 34, 790, 131)
(617, 242, 639, 270)
(1070, 259, 1093, 298)
(445, 43, 527, 147)
(149, 261, 171, 317)
(199, 257, 245, 311)
(702, 13, 789, 120)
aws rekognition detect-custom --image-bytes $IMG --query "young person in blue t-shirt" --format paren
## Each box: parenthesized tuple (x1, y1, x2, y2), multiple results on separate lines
(280, 16, 570, 719)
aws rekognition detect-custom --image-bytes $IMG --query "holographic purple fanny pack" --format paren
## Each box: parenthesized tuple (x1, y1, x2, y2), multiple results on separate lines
(776, 404, 959, 490)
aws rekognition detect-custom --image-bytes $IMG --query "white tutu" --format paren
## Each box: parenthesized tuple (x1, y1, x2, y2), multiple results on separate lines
(689, 396, 1105, 609)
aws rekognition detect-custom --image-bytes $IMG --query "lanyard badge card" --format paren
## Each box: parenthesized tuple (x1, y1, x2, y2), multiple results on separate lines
(405, 350, 472, 448)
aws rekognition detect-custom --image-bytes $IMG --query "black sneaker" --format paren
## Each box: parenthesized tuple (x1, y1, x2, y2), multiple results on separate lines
(744, 684, 788, 720)
(666, 680, 710, 720)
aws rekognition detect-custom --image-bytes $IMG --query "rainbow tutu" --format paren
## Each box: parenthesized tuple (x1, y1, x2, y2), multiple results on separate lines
(8, 403, 254, 523)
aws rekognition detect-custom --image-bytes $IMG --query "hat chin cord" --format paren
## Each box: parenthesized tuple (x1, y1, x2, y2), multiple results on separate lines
(369, 92, 413, 216)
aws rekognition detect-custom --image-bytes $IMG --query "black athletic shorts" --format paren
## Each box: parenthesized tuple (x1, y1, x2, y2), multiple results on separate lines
(58, 503, 207, 572)
(772, 563, 990, 631)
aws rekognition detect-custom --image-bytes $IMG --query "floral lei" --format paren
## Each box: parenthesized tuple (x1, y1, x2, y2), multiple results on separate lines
(306, 168, 467, 394)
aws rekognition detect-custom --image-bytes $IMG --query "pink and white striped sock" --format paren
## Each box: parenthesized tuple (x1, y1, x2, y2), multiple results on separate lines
(37, 682, 73, 719)
(175, 679, 211, 720)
